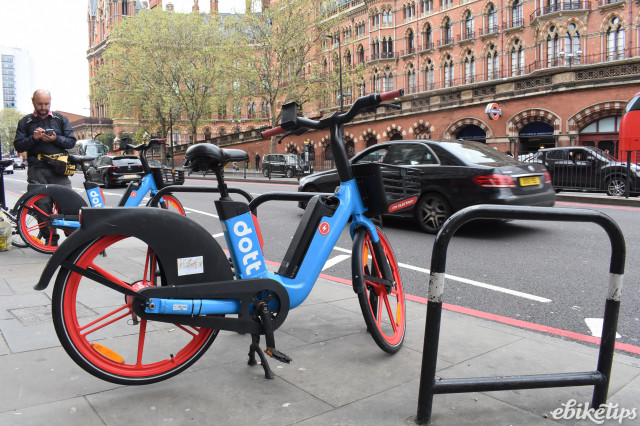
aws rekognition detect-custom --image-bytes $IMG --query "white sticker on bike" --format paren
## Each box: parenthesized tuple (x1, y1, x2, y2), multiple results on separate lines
(177, 256, 204, 276)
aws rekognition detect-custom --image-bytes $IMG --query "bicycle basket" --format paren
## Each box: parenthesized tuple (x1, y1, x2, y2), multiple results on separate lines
(152, 167, 185, 188)
(352, 163, 421, 216)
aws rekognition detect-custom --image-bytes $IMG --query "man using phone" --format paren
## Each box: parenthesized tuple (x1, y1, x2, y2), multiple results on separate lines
(13, 89, 77, 246)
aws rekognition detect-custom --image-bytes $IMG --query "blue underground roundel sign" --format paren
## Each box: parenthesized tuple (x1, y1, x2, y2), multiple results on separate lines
(485, 103, 502, 120)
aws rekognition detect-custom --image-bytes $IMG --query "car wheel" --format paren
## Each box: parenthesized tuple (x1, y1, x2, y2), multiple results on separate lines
(554, 188, 562, 193)
(285, 168, 294, 178)
(606, 176, 625, 196)
(262, 168, 270, 178)
(415, 193, 451, 234)
(102, 174, 111, 189)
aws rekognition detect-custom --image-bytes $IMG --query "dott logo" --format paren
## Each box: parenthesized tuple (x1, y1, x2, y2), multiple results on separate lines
(87, 188, 105, 207)
(318, 221, 330, 236)
(232, 220, 262, 276)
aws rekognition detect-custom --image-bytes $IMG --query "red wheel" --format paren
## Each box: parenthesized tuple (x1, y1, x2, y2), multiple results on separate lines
(17, 193, 70, 254)
(355, 227, 405, 352)
(51, 235, 217, 385)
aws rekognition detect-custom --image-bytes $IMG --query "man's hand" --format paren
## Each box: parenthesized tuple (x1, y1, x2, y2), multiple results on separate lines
(33, 127, 45, 141)
(41, 131, 57, 142)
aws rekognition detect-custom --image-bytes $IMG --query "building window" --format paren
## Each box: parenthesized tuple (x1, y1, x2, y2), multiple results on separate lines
(407, 29, 415, 54)
(546, 27, 560, 67)
(606, 17, 625, 61)
(563, 23, 581, 65)
(511, 0, 523, 28)
(464, 50, 475, 83)
(511, 39, 524, 75)
(407, 64, 416, 93)
(357, 45, 365, 64)
(421, 0, 433, 14)
(487, 4, 497, 33)
(487, 44, 499, 79)
(383, 67, 393, 91)
(444, 55, 454, 87)
(383, 9, 392, 24)
(423, 24, 433, 50)
(424, 59, 434, 90)
(444, 17, 453, 45)
(464, 12, 474, 40)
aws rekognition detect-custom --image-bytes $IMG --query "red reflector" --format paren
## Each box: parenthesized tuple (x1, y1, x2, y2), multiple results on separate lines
(473, 174, 516, 188)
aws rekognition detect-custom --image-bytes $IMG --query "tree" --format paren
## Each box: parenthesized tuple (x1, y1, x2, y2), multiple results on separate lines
(235, 0, 341, 153)
(93, 8, 234, 141)
(0, 108, 24, 156)
(96, 131, 116, 152)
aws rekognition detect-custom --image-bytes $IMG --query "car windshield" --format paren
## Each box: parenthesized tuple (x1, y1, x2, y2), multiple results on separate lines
(439, 141, 518, 165)
(587, 147, 617, 161)
(285, 155, 301, 165)
(85, 144, 109, 157)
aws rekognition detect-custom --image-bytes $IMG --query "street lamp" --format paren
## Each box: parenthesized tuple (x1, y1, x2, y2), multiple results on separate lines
(559, 50, 582, 68)
(327, 34, 344, 112)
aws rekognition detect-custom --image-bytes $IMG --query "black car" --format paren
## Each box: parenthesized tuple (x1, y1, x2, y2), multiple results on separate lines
(298, 140, 555, 233)
(526, 146, 640, 196)
(262, 153, 312, 178)
(86, 155, 144, 188)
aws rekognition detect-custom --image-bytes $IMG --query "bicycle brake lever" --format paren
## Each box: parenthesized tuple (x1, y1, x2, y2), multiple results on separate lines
(277, 127, 309, 144)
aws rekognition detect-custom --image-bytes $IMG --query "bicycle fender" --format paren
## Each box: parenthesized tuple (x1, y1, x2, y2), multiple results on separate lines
(16, 184, 88, 214)
(34, 207, 233, 290)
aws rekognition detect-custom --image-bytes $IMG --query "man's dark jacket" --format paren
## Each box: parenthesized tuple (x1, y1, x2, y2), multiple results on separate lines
(14, 112, 77, 167)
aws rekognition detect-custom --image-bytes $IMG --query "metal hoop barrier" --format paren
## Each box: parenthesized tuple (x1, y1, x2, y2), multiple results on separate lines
(415, 204, 626, 425)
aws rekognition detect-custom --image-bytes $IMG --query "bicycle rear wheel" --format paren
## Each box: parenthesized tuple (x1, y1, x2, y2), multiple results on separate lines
(51, 235, 217, 385)
(17, 193, 70, 254)
(354, 227, 405, 353)
(6, 212, 28, 248)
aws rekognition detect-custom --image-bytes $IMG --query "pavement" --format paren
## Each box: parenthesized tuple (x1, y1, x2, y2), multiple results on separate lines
(1, 175, 639, 425)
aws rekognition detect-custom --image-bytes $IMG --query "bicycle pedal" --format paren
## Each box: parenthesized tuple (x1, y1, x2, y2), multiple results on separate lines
(266, 347, 291, 364)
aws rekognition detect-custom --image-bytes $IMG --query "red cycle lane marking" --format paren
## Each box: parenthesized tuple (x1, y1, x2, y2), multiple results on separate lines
(557, 201, 640, 211)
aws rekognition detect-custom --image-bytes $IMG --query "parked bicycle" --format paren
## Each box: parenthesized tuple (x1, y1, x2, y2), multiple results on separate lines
(34, 89, 416, 385)
(0, 159, 28, 249)
(16, 139, 185, 254)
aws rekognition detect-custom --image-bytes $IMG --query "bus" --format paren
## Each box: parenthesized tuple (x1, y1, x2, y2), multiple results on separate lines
(618, 91, 640, 163)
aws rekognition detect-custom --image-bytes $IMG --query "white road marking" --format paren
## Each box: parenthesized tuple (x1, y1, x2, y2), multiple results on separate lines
(184, 207, 219, 218)
(212, 233, 225, 238)
(584, 318, 621, 338)
(322, 254, 351, 271)
(331, 246, 550, 302)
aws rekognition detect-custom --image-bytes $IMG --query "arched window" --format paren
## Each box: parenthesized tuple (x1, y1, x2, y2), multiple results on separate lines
(407, 64, 416, 93)
(421, 0, 433, 14)
(383, 9, 392, 24)
(359, 80, 366, 97)
(344, 50, 351, 68)
(487, 4, 497, 33)
(371, 11, 380, 28)
(512, 0, 522, 28)
(247, 102, 256, 119)
(606, 17, 625, 61)
(444, 55, 454, 87)
(464, 50, 475, 83)
(424, 59, 435, 90)
(511, 39, 524, 75)
(383, 67, 393, 91)
(424, 24, 433, 50)
(487, 44, 499, 79)
(444, 17, 453, 45)
(372, 69, 381, 92)
(204, 128, 212, 140)
(407, 29, 415, 53)
(563, 23, 581, 65)
(357, 45, 365, 64)
(546, 27, 560, 67)
(464, 11, 474, 40)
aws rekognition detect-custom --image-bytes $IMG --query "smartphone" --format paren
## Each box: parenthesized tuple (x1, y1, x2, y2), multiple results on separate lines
(44, 129, 54, 136)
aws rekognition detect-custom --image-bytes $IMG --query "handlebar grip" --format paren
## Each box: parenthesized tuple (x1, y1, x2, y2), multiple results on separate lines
(261, 126, 285, 138)
(380, 89, 404, 102)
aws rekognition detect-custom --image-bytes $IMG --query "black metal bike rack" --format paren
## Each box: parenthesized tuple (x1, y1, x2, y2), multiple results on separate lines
(415, 205, 626, 425)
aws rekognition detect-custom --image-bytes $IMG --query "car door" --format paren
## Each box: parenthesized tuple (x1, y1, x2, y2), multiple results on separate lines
(274, 155, 285, 175)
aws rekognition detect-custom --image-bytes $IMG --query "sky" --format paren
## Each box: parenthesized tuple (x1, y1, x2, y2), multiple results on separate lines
(0, 0, 245, 116)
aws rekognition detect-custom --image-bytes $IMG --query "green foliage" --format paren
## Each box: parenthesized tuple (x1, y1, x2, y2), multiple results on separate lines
(0, 108, 24, 156)
(96, 131, 116, 151)
(93, 8, 234, 138)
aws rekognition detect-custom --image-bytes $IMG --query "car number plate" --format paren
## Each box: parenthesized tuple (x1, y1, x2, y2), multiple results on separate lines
(519, 176, 540, 186)
(123, 174, 139, 179)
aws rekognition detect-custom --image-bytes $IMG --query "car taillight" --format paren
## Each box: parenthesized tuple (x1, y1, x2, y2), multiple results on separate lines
(473, 174, 516, 188)
(544, 171, 552, 184)
(108, 166, 118, 171)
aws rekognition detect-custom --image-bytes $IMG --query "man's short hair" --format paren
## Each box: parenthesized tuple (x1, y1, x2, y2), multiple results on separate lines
(32, 89, 51, 99)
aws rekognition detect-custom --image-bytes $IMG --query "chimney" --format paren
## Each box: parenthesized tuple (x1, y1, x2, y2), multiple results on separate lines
(210, 0, 218, 13)
(193, 0, 199, 11)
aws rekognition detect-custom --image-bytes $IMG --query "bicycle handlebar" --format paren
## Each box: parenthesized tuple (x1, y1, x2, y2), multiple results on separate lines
(260, 89, 403, 139)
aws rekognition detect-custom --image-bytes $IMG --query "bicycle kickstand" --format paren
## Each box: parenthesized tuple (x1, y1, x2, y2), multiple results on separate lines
(248, 301, 292, 379)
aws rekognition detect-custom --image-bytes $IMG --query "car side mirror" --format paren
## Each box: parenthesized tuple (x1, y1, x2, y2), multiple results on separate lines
(586, 155, 595, 162)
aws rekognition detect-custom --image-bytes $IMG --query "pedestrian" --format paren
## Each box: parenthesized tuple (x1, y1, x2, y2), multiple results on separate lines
(255, 153, 260, 170)
(14, 89, 77, 246)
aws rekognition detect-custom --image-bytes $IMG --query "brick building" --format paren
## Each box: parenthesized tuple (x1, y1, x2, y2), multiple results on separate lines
(87, 0, 640, 165)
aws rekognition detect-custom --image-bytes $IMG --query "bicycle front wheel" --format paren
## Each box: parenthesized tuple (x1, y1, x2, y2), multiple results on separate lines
(51, 235, 217, 385)
(158, 194, 185, 215)
(354, 227, 405, 353)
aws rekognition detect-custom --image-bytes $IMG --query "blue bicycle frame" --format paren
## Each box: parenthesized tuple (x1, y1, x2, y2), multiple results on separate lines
(146, 178, 379, 315)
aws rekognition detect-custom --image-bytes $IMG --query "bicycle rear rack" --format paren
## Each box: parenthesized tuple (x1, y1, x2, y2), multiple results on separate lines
(415, 204, 625, 424)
